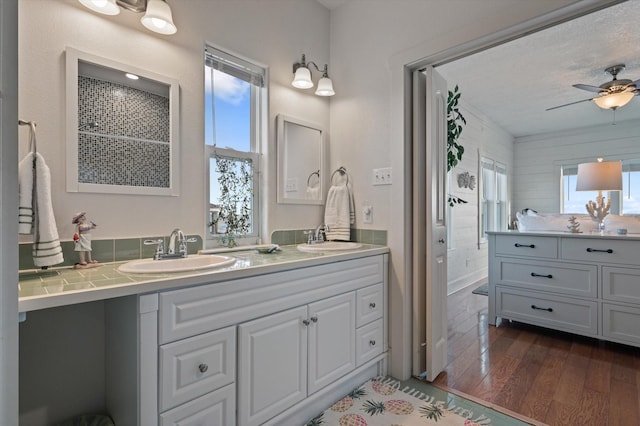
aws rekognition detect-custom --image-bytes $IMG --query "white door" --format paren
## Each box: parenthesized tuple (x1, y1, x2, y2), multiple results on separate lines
(411, 67, 448, 381)
(237, 306, 308, 426)
(308, 292, 356, 394)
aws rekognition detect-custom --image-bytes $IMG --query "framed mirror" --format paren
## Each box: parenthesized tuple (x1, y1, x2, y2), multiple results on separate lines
(276, 114, 326, 205)
(65, 47, 180, 195)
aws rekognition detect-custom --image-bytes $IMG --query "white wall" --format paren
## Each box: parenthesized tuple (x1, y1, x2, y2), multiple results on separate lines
(513, 119, 640, 213)
(19, 0, 330, 244)
(327, 0, 595, 379)
(446, 102, 514, 295)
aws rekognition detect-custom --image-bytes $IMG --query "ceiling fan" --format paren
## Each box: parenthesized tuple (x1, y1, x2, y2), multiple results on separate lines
(547, 64, 640, 111)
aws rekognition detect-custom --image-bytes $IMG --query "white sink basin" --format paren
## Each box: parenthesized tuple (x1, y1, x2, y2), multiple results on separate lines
(297, 241, 362, 252)
(118, 255, 235, 274)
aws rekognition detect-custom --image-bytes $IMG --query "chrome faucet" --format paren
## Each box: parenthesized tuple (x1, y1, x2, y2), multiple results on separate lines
(304, 224, 330, 244)
(144, 228, 197, 260)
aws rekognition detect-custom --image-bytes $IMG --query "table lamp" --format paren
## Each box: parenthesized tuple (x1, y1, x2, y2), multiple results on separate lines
(575, 159, 622, 232)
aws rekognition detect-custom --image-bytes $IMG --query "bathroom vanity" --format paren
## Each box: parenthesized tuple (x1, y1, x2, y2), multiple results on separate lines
(19, 245, 388, 426)
(488, 231, 640, 348)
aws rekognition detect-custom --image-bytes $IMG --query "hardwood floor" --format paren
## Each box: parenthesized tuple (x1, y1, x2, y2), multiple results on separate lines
(432, 281, 640, 425)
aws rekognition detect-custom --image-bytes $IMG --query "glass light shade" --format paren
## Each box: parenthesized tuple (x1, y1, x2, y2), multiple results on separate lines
(141, 0, 177, 35)
(292, 67, 313, 89)
(576, 161, 622, 191)
(79, 0, 120, 15)
(315, 77, 335, 96)
(593, 92, 635, 110)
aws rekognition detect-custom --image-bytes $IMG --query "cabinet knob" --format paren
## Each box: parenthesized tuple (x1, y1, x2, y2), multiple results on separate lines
(369, 340, 376, 346)
(438, 239, 445, 244)
(310, 316, 318, 323)
(302, 319, 310, 326)
(369, 302, 376, 309)
(198, 363, 208, 373)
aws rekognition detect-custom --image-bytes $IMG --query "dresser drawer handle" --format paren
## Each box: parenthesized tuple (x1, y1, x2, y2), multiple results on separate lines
(531, 272, 553, 279)
(531, 305, 553, 312)
(369, 302, 376, 309)
(514, 243, 535, 248)
(198, 363, 208, 373)
(586, 248, 613, 253)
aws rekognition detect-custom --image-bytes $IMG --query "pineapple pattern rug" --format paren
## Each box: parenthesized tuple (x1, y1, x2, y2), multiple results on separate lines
(305, 377, 534, 426)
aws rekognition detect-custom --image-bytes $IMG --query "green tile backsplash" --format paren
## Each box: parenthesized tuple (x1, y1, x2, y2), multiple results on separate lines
(271, 229, 387, 246)
(19, 235, 203, 271)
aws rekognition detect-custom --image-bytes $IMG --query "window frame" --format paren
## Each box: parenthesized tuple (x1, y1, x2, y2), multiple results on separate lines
(479, 156, 508, 243)
(204, 45, 266, 245)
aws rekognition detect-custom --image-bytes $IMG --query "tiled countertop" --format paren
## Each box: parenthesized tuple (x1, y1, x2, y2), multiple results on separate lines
(19, 244, 389, 312)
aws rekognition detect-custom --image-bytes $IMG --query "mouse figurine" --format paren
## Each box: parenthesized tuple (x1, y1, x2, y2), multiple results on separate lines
(72, 211, 99, 268)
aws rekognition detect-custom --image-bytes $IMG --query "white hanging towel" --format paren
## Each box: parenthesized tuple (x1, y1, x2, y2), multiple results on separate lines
(324, 183, 355, 241)
(18, 123, 64, 267)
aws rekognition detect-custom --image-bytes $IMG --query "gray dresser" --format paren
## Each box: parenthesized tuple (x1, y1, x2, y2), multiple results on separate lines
(488, 231, 640, 347)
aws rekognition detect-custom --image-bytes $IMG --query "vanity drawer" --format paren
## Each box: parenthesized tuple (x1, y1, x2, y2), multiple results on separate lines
(496, 258, 597, 298)
(602, 266, 640, 304)
(496, 287, 598, 336)
(160, 383, 235, 426)
(356, 319, 383, 367)
(356, 284, 383, 327)
(159, 326, 235, 412)
(602, 303, 640, 346)
(495, 235, 558, 259)
(561, 238, 640, 265)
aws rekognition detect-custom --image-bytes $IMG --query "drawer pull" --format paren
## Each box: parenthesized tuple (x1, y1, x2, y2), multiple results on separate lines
(198, 363, 208, 373)
(369, 302, 376, 309)
(369, 340, 376, 346)
(302, 319, 310, 326)
(310, 316, 318, 323)
(531, 305, 553, 312)
(515, 243, 535, 248)
(586, 248, 613, 253)
(531, 272, 553, 279)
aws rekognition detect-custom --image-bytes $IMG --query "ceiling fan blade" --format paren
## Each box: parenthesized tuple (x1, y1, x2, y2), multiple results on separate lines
(546, 98, 593, 111)
(572, 83, 604, 93)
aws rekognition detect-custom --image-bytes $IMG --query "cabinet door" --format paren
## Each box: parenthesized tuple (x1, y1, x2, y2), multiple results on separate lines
(308, 292, 356, 395)
(238, 306, 308, 426)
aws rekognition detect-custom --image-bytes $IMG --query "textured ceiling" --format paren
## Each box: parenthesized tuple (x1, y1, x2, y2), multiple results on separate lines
(437, 1, 640, 138)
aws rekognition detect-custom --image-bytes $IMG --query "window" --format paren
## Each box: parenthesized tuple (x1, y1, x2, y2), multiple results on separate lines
(480, 157, 508, 240)
(205, 46, 265, 243)
(562, 160, 640, 215)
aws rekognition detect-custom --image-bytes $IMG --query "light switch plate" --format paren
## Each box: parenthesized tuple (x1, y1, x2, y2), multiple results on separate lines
(363, 205, 373, 224)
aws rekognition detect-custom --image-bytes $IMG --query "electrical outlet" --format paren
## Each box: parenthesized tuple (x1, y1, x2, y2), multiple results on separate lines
(363, 205, 373, 224)
(285, 178, 298, 192)
(372, 167, 393, 185)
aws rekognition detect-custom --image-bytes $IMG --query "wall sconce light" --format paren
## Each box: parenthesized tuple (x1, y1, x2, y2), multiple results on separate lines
(79, 0, 177, 35)
(292, 54, 335, 96)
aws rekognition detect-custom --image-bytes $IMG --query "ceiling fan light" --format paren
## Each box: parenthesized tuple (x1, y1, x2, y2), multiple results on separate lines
(593, 92, 635, 110)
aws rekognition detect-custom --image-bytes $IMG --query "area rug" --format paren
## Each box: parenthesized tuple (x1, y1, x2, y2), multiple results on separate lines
(305, 377, 534, 426)
(471, 283, 488, 296)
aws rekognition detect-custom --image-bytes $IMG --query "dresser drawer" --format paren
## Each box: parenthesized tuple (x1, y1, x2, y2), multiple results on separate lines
(561, 238, 640, 265)
(603, 303, 640, 346)
(602, 267, 640, 304)
(496, 258, 597, 298)
(495, 235, 558, 259)
(356, 319, 383, 367)
(159, 326, 235, 412)
(356, 284, 383, 327)
(160, 383, 235, 426)
(496, 287, 598, 336)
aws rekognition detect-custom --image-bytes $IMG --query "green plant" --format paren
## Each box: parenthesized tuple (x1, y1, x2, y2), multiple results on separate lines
(447, 85, 468, 207)
(210, 155, 253, 247)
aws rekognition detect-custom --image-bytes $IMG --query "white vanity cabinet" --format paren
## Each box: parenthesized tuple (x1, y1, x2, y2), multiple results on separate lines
(488, 232, 640, 347)
(107, 252, 388, 426)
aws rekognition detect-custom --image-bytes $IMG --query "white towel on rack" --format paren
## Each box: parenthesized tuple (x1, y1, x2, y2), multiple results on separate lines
(324, 183, 355, 241)
(20, 152, 64, 267)
(18, 153, 34, 234)
(306, 185, 320, 200)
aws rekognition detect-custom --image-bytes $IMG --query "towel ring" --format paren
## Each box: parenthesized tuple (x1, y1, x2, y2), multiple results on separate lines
(330, 166, 349, 185)
(307, 170, 320, 186)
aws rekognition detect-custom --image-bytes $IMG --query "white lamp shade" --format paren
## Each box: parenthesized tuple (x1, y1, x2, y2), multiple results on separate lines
(576, 161, 622, 191)
(79, 0, 120, 15)
(593, 92, 635, 110)
(141, 0, 177, 35)
(315, 76, 335, 96)
(292, 67, 313, 89)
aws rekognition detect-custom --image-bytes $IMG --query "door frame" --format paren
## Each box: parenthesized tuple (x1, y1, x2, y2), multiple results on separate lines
(387, 0, 624, 380)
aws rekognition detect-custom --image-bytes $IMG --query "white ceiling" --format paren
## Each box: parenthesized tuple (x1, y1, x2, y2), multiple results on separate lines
(437, 1, 640, 138)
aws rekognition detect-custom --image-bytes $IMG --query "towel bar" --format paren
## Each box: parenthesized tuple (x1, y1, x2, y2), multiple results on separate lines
(330, 166, 348, 185)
